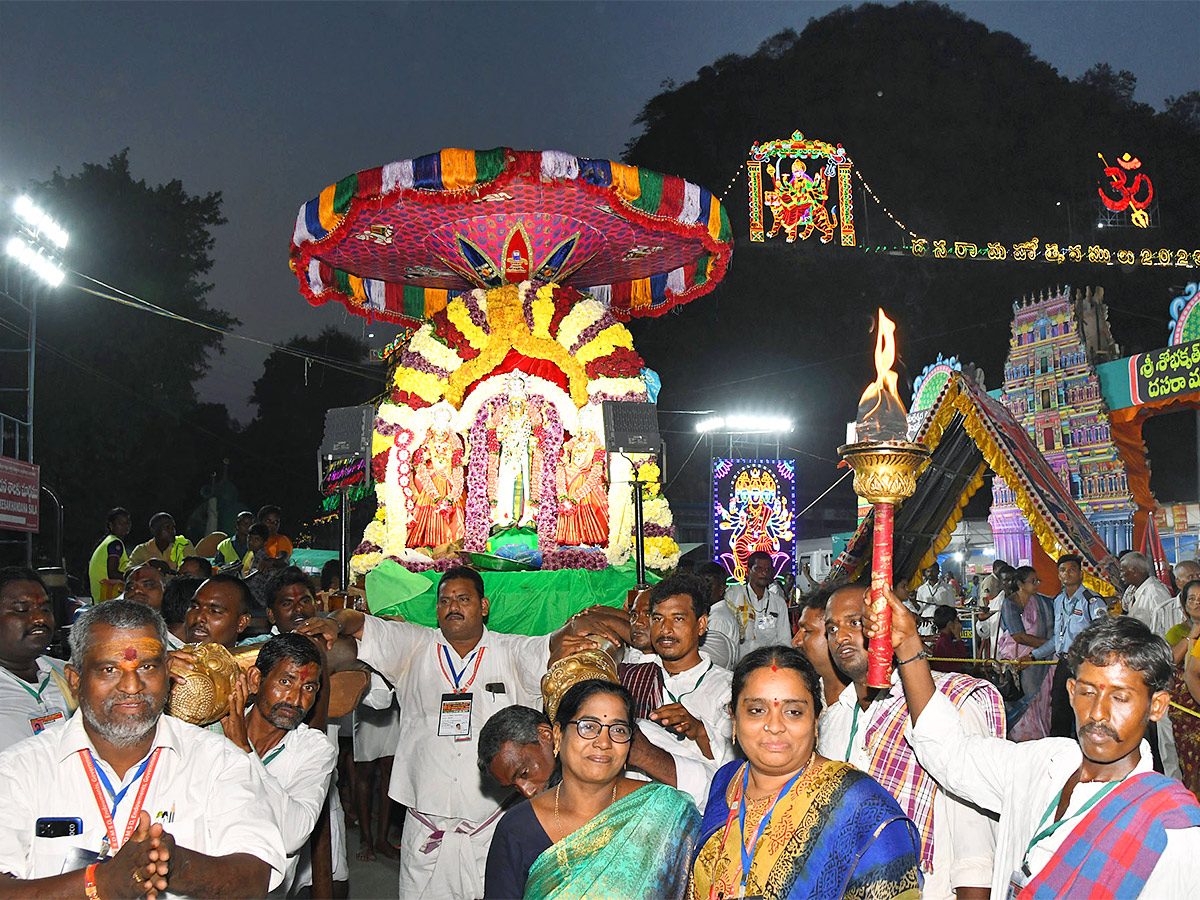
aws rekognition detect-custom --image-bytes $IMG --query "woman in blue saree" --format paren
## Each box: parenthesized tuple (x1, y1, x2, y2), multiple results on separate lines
(484, 679, 700, 899)
(692, 647, 921, 900)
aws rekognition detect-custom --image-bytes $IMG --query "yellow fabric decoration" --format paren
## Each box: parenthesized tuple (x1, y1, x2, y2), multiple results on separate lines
(424, 288, 450, 317)
(317, 183, 342, 232)
(920, 378, 1115, 596)
(439, 149, 476, 191)
(610, 164, 642, 204)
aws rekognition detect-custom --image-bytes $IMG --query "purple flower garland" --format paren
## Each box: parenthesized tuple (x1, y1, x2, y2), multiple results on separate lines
(399, 347, 450, 378)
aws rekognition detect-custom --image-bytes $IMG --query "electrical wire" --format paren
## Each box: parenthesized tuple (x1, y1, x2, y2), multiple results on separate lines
(795, 469, 853, 519)
(662, 433, 706, 493)
(70, 272, 383, 382)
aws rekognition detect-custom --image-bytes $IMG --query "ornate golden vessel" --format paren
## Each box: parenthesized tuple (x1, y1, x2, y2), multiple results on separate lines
(541, 638, 621, 721)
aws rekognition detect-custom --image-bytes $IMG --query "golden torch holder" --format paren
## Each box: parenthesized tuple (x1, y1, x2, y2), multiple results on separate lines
(837, 439, 931, 688)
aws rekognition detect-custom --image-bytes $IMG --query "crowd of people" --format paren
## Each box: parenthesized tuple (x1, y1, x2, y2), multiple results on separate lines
(0, 508, 1199, 898)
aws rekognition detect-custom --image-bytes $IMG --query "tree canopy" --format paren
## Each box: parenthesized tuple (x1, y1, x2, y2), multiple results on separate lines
(623, 1, 1200, 529)
(2, 151, 245, 571)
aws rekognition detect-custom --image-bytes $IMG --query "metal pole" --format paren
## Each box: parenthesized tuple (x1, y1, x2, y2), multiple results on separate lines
(632, 476, 646, 588)
(339, 487, 350, 592)
(25, 286, 36, 567)
(27, 289, 35, 463)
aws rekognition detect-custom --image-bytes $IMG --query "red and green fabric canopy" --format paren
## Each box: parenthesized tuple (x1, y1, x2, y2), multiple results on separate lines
(290, 147, 732, 327)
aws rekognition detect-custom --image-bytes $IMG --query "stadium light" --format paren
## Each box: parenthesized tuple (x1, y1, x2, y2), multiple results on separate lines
(14, 195, 68, 249)
(696, 414, 794, 434)
(6, 235, 65, 287)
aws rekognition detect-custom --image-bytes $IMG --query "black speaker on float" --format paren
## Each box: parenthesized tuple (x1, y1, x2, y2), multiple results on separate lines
(600, 401, 661, 588)
(319, 405, 374, 461)
(601, 400, 661, 453)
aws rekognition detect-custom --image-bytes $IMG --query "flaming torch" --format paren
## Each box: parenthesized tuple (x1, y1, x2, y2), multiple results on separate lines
(838, 309, 930, 688)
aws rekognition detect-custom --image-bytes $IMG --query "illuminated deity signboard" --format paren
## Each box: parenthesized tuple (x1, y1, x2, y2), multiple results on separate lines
(747, 130, 855, 246)
(712, 458, 797, 582)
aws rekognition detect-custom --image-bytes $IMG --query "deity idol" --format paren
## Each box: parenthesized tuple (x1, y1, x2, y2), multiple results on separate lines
(488, 374, 541, 528)
(554, 423, 608, 546)
(408, 403, 466, 547)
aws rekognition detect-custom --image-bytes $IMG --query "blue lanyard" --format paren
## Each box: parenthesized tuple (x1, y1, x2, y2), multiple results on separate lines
(737, 762, 806, 892)
(440, 646, 479, 691)
(87, 751, 154, 822)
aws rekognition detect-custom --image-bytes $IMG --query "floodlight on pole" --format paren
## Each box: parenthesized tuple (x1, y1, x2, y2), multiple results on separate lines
(6, 236, 66, 287)
(695, 414, 794, 434)
(14, 196, 68, 248)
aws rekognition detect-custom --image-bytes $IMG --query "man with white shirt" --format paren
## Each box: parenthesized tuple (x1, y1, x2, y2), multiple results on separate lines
(0, 568, 73, 754)
(635, 574, 733, 809)
(221, 632, 337, 897)
(915, 562, 957, 618)
(871, 596, 1200, 898)
(261, 566, 352, 891)
(298, 566, 610, 900)
(265, 567, 318, 636)
(0, 599, 285, 898)
(819, 582, 1003, 900)
(707, 552, 791, 666)
(974, 560, 1010, 656)
(1121, 552, 1183, 638)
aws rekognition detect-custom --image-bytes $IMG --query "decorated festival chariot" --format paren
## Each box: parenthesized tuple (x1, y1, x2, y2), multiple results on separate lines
(289, 148, 732, 623)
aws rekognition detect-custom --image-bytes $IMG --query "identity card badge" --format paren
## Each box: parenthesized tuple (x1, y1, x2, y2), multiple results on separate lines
(439, 693, 473, 741)
(30, 708, 65, 734)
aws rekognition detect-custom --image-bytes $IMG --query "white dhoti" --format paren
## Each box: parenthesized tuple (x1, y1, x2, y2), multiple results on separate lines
(398, 807, 504, 900)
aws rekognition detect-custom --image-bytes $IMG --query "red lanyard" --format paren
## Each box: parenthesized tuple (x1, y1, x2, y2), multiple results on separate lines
(437, 645, 485, 693)
(79, 747, 162, 851)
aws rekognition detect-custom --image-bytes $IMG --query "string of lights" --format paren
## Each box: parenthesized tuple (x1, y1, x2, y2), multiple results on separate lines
(718, 160, 746, 201)
(852, 168, 919, 239)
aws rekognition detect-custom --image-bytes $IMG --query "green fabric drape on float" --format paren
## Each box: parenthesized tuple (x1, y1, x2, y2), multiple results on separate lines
(365, 559, 658, 634)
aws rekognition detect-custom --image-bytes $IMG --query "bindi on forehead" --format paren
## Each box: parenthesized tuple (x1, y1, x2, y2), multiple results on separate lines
(95, 638, 163, 668)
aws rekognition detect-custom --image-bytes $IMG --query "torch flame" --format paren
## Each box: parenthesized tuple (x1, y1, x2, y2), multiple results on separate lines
(855, 308, 909, 441)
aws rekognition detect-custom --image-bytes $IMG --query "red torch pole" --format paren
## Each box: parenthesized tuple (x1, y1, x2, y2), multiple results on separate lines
(868, 501, 895, 688)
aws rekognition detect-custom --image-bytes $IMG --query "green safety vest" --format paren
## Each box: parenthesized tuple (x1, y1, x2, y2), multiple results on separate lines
(88, 536, 128, 600)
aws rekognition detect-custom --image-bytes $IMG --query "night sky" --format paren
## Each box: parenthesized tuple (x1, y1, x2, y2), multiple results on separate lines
(1, 1, 1196, 421)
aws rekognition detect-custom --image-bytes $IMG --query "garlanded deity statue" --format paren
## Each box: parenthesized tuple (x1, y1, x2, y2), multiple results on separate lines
(487, 374, 543, 528)
(408, 402, 466, 547)
(554, 418, 609, 546)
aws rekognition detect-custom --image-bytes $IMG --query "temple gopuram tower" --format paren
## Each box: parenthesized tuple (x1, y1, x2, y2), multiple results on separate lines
(989, 287, 1135, 562)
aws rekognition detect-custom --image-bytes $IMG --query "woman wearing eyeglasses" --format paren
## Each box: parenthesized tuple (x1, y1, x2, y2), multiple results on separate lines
(484, 679, 700, 899)
(691, 647, 922, 900)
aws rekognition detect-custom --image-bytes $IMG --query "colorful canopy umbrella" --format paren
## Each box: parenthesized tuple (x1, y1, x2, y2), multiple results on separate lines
(290, 147, 732, 327)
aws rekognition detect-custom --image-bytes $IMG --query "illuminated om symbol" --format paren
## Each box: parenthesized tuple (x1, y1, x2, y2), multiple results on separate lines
(1098, 152, 1153, 228)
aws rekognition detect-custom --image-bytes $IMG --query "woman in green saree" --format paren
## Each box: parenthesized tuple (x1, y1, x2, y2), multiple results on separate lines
(484, 679, 701, 899)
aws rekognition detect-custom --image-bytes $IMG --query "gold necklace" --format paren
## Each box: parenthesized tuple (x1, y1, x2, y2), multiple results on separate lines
(554, 781, 619, 841)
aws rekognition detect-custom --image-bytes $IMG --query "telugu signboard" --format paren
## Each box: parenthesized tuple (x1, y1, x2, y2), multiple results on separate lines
(1128, 339, 1200, 405)
(0, 456, 39, 532)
